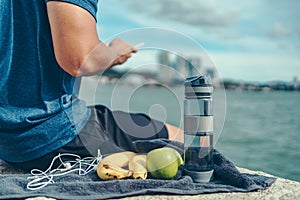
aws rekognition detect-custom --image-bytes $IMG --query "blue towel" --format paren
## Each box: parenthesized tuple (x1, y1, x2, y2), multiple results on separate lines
(0, 139, 276, 200)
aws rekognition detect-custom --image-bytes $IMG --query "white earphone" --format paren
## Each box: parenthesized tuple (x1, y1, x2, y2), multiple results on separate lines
(26, 149, 102, 190)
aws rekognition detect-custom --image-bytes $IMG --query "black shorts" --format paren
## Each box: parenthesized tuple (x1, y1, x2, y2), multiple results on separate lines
(13, 105, 168, 172)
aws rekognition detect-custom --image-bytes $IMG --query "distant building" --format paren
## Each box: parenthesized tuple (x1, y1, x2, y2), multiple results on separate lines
(157, 51, 206, 85)
(158, 51, 171, 67)
(157, 51, 178, 84)
(174, 55, 202, 77)
(187, 57, 202, 76)
(293, 76, 299, 90)
(206, 68, 220, 87)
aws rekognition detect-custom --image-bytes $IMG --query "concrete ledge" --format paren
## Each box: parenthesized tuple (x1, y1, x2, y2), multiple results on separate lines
(1, 161, 299, 200)
(121, 167, 300, 200)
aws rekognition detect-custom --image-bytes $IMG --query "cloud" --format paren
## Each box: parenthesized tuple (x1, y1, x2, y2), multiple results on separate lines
(267, 22, 291, 39)
(123, 0, 240, 28)
(265, 22, 300, 51)
(296, 24, 300, 37)
(98, 0, 300, 82)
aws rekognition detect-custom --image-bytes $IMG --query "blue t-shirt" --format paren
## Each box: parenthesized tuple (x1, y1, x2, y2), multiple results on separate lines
(0, 0, 98, 162)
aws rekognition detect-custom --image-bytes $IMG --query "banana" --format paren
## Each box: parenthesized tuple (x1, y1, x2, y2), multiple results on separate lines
(97, 151, 136, 180)
(128, 154, 147, 180)
(101, 151, 136, 167)
(97, 162, 133, 180)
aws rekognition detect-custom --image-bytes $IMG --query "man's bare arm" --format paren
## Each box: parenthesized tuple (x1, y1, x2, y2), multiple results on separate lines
(46, 2, 136, 77)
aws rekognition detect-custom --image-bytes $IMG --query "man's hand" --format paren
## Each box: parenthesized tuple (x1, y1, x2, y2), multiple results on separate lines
(109, 38, 137, 66)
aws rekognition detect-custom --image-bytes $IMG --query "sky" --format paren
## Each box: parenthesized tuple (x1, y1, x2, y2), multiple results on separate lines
(96, 0, 300, 82)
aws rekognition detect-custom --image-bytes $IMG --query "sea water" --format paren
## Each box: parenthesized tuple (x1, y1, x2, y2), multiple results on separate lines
(80, 82, 300, 182)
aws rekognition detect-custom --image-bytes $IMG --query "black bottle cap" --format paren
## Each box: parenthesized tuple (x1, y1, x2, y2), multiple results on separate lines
(185, 76, 213, 97)
(185, 76, 212, 87)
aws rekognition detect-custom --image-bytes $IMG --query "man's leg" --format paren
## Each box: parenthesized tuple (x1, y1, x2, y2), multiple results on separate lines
(165, 123, 184, 143)
(79, 105, 173, 156)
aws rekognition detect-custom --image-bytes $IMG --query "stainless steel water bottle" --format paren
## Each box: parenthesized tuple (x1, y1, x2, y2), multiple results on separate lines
(184, 76, 214, 182)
